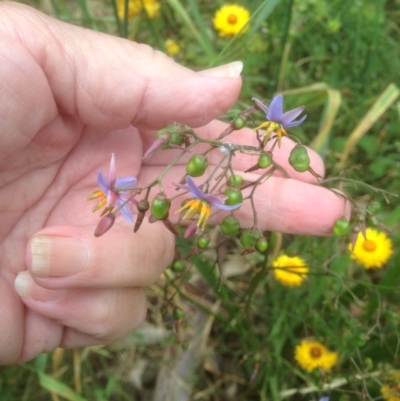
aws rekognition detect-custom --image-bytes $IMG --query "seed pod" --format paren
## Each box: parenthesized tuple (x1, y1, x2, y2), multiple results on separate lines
(239, 229, 261, 249)
(232, 115, 246, 130)
(221, 216, 240, 237)
(258, 152, 273, 169)
(150, 193, 171, 220)
(224, 188, 243, 206)
(186, 154, 208, 177)
(228, 174, 243, 188)
(333, 217, 350, 237)
(289, 145, 310, 172)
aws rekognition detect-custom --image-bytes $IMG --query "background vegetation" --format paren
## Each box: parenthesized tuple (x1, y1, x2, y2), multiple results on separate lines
(1, 0, 399, 400)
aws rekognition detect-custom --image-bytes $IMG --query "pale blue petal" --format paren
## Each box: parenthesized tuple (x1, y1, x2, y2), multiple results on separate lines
(97, 169, 110, 193)
(319, 397, 329, 401)
(267, 95, 283, 121)
(214, 202, 242, 211)
(284, 114, 307, 128)
(281, 106, 305, 125)
(118, 200, 135, 223)
(116, 176, 137, 190)
(185, 176, 206, 200)
(252, 98, 269, 115)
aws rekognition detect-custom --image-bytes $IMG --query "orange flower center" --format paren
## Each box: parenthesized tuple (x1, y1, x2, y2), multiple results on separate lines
(310, 346, 322, 359)
(363, 239, 377, 252)
(227, 13, 238, 24)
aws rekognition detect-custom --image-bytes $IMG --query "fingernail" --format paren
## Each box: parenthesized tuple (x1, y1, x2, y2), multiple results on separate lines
(198, 61, 243, 79)
(15, 271, 33, 298)
(31, 235, 89, 277)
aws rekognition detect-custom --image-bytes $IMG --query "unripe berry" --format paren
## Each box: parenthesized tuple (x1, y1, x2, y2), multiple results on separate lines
(289, 145, 310, 172)
(258, 152, 273, 169)
(150, 193, 171, 220)
(197, 235, 211, 249)
(224, 188, 243, 206)
(255, 237, 268, 252)
(239, 229, 261, 249)
(186, 154, 208, 177)
(232, 115, 246, 130)
(221, 216, 240, 237)
(228, 175, 243, 188)
(333, 217, 350, 237)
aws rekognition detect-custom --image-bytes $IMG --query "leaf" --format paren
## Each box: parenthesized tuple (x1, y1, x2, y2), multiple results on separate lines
(38, 372, 88, 401)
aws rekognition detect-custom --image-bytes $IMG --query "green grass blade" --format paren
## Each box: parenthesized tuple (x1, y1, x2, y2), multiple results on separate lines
(310, 88, 342, 155)
(38, 372, 88, 401)
(339, 83, 400, 168)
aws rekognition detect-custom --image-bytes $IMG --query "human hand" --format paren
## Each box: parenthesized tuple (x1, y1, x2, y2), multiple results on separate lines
(0, 3, 345, 365)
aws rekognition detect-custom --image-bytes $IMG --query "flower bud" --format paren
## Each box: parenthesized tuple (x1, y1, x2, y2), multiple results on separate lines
(172, 308, 184, 320)
(172, 261, 185, 272)
(150, 193, 171, 220)
(288, 145, 310, 172)
(137, 199, 149, 213)
(94, 213, 115, 237)
(221, 216, 240, 237)
(186, 154, 208, 177)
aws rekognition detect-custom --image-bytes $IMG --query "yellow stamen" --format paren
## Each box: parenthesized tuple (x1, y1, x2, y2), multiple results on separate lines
(198, 202, 211, 230)
(91, 198, 107, 213)
(363, 240, 377, 252)
(86, 189, 105, 201)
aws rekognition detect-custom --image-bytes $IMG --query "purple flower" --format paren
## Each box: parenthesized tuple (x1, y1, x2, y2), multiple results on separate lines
(174, 176, 241, 230)
(253, 95, 306, 146)
(88, 154, 137, 223)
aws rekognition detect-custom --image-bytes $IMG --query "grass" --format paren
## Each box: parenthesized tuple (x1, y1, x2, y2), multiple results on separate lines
(2, 0, 400, 400)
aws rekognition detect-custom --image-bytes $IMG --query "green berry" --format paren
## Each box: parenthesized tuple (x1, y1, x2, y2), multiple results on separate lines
(224, 188, 243, 206)
(255, 237, 268, 252)
(172, 261, 185, 272)
(228, 175, 243, 188)
(197, 235, 210, 249)
(221, 216, 240, 237)
(232, 115, 246, 130)
(186, 155, 208, 177)
(333, 217, 350, 237)
(150, 193, 171, 220)
(258, 152, 273, 169)
(239, 229, 261, 249)
(172, 308, 184, 320)
(170, 132, 184, 146)
(289, 145, 310, 172)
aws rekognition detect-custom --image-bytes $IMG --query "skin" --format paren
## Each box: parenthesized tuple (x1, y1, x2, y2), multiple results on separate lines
(0, 3, 347, 365)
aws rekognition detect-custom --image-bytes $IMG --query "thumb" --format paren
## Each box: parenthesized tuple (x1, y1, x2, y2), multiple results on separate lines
(1, 3, 242, 130)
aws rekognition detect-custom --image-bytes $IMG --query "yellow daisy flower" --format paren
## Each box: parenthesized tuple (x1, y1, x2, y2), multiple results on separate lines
(348, 228, 393, 269)
(165, 39, 180, 57)
(295, 340, 338, 373)
(213, 4, 250, 37)
(272, 255, 308, 287)
(117, 0, 160, 21)
(381, 372, 400, 401)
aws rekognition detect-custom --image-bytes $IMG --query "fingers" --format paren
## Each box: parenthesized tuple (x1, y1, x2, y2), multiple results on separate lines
(15, 271, 146, 343)
(0, 3, 242, 131)
(24, 221, 174, 290)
